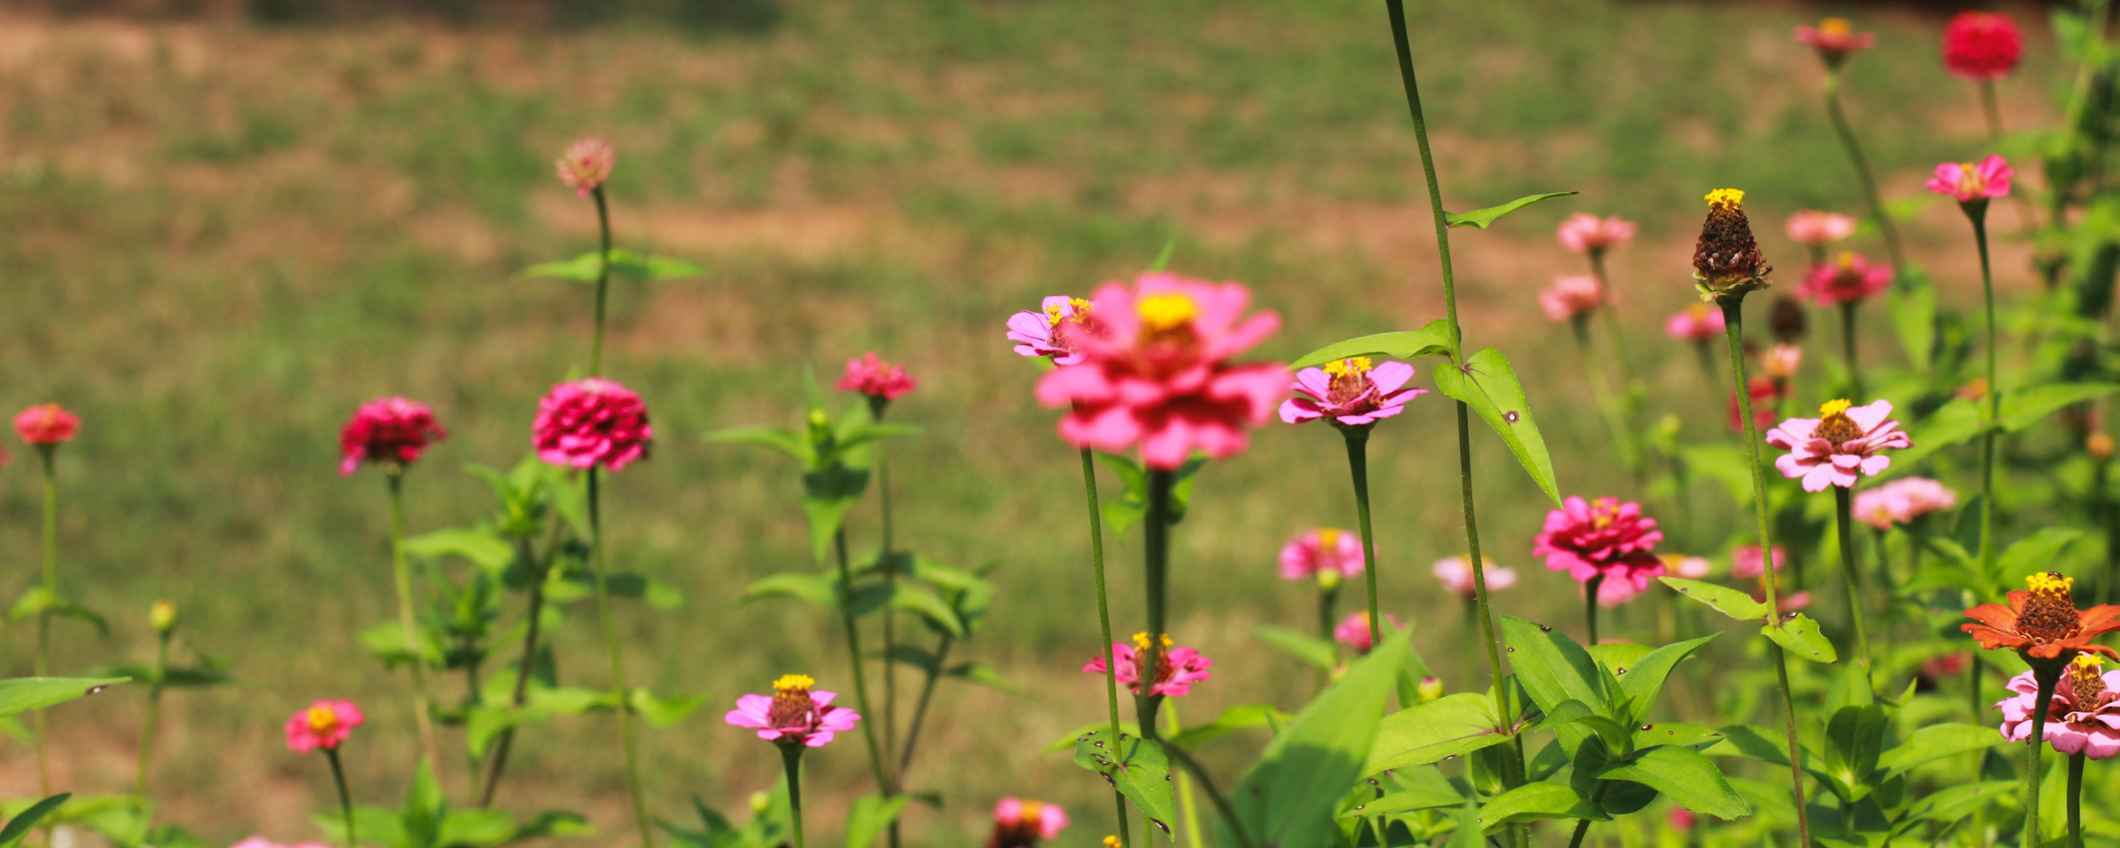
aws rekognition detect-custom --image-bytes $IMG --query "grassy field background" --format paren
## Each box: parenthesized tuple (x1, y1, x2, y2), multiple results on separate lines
(0, 1, 2066, 843)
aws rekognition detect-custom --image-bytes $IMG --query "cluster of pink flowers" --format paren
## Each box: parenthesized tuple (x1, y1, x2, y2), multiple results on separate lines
(1926, 154, 2014, 204)
(555, 137, 615, 197)
(283, 699, 363, 753)
(1538, 275, 1606, 323)
(1766, 399, 1912, 492)
(1083, 632, 1212, 698)
(1555, 213, 1636, 256)
(1333, 611, 1401, 655)
(1943, 12, 2023, 81)
(1008, 296, 1095, 365)
(838, 352, 917, 402)
(533, 378, 653, 472)
(1786, 211, 1856, 247)
(337, 396, 446, 476)
(1532, 496, 1666, 600)
(15, 403, 79, 446)
(1034, 273, 1285, 470)
(1664, 303, 1724, 343)
(1432, 556, 1516, 598)
(1279, 357, 1425, 428)
(1278, 528, 1364, 586)
(1998, 655, 2120, 758)
(1852, 477, 1959, 530)
(1798, 252, 1892, 306)
(724, 674, 863, 749)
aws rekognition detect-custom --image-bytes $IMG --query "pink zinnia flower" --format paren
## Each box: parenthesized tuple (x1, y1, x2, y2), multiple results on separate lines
(1766, 399, 1912, 492)
(1034, 273, 1284, 470)
(1333, 611, 1402, 655)
(337, 396, 446, 476)
(232, 839, 330, 848)
(837, 352, 916, 402)
(1668, 555, 1713, 579)
(1532, 496, 1666, 594)
(1432, 556, 1516, 598)
(1279, 357, 1427, 428)
(1669, 809, 1697, 832)
(1798, 252, 1893, 306)
(1749, 589, 1812, 613)
(1538, 275, 1606, 323)
(1852, 477, 1959, 530)
(1555, 213, 1637, 256)
(1593, 576, 1646, 608)
(1998, 655, 2120, 759)
(723, 674, 861, 749)
(1732, 545, 1787, 579)
(1926, 154, 2013, 203)
(1007, 296, 1096, 365)
(1797, 17, 1876, 66)
(988, 798, 1069, 847)
(283, 699, 363, 753)
(1943, 12, 2023, 81)
(1664, 303, 1724, 343)
(1083, 632, 1211, 698)
(1785, 211, 1857, 246)
(14, 404, 79, 446)
(555, 137, 614, 197)
(533, 378, 652, 472)
(1762, 344, 1804, 382)
(1279, 528, 1364, 586)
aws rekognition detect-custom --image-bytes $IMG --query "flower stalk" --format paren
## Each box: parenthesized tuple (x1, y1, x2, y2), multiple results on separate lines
(589, 185, 613, 376)
(1341, 429, 1383, 648)
(1970, 204, 2001, 579)
(1823, 71, 1906, 274)
(385, 471, 444, 777)
(830, 529, 895, 801)
(134, 613, 173, 802)
(325, 747, 356, 848)
(2028, 662, 2061, 845)
(588, 468, 655, 848)
(33, 445, 58, 797)
(1078, 448, 1132, 845)
(782, 745, 808, 848)
(1833, 487, 1874, 692)
(2067, 751, 2086, 848)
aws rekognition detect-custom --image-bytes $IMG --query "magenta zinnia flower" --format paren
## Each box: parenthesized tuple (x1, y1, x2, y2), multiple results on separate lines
(1925, 154, 2013, 203)
(533, 378, 653, 472)
(14, 403, 79, 446)
(1944, 12, 2023, 81)
(1279, 357, 1426, 428)
(724, 674, 861, 749)
(337, 396, 446, 476)
(1538, 275, 1606, 323)
(1797, 17, 1876, 66)
(837, 352, 916, 401)
(555, 137, 614, 197)
(1333, 611, 1402, 655)
(1532, 496, 1666, 594)
(1664, 303, 1724, 343)
(1034, 273, 1284, 470)
(1555, 213, 1637, 256)
(1785, 210, 1857, 247)
(1083, 632, 1211, 698)
(1732, 544, 1787, 580)
(1766, 399, 1912, 492)
(1798, 252, 1892, 306)
(1432, 556, 1516, 598)
(233, 839, 330, 848)
(284, 699, 363, 753)
(1007, 296, 1096, 365)
(1852, 477, 1959, 530)
(1278, 528, 1364, 586)
(987, 798, 1069, 847)
(1998, 655, 2120, 759)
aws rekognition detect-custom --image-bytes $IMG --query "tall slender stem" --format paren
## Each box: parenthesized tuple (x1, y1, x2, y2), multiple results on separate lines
(325, 748, 356, 848)
(2067, 751, 2086, 848)
(479, 538, 550, 807)
(135, 632, 171, 802)
(1840, 302, 1863, 398)
(1721, 299, 1813, 843)
(1342, 429, 1383, 648)
(1972, 207, 2000, 579)
(1833, 487, 1874, 693)
(34, 448, 58, 797)
(1824, 71, 1906, 273)
(1590, 254, 1641, 396)
(1584, 575, 1603, 646)
(894, 634, 952, 775)
(782, 746, 807, 848)
(1076, 449, 1131, 843)
(588, 469, 654, 847)
(385, 472, 443, 779)
(589, 187, 613, 376)
(830, 530, 893, 797)
(2029, 665, 2060, 846)
(869, 399, 903, 848)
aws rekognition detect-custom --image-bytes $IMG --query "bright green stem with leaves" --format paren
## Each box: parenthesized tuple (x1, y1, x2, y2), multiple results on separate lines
(830, 529, 895, 800)
(1823, 71, 1906, 273)
(33, 447, 58, 797)
(588, 469, 655, 848)
(589, 186, 613, 376)
(1832, 487, 1874, 692)
(325, 748, 356, 848)
(1076, 448, 1132, 844)
(1341, 428, 1383, 648)
(782, 746, 808, 848)
(1721, 299, 1813, 844)
(385, 472, 443, 779)
(1584, 575, 1603, 646)
(1971, 206, 2000, 578)
(868, 398, 904, 848)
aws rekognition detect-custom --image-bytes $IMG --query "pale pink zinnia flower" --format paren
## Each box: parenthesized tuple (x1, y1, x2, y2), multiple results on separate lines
(1731, 545, 1787, 579)
(1279, 528, 1364, 586)
(1035, 273, 1284, 470)
(1766, 399, 1912, 492)
(1798, 252, 1893, 306)
(1664, 303, 1725, 343)
(1667, 555, 1713, 579)
(1432, 556, 1516, 598)
(1333, 611, 1402, 655)
(723, 674, 861, 749)
(555, 137, 615, 197)
(1007, 296, 1096, 365)
(1555, 213, 1637, 256)
(1538, 275, 1606, 323)
(1998, 655, 2120, 759)
(1532, 496, 1666, 595)
(533, 378, 653, 472)
(989, 797, 1069, 846)
(284, 699, 363, 753)
(1797, 17, 1876, 66)
(1785, 211, 1857, 246)
(1762, 344, 1804, 382)
(337, 396, 446, 476)
(14, 403, 80, 446)
(1593, 576, 1646, 608)
(1925, 154, 2013, 203)
(1751, 589, 1813, 613)
(837, 352, 917, 401)
(1278, 357, 1427, 428)
(1852, 477, 1960, 530)
(1083, 632, 1211, 698)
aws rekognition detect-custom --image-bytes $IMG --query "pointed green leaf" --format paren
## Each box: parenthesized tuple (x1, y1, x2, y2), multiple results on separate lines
(1478, 782, 1597, 830)
(0, 794, 69, 847)
(843, 795, 912, 848)
(1364, 693, 1510, 774)
(1615, 635, 1717, 724)
(1597, 746, 1750, 820)
(1762, 613, 1838, 663)
(1433, 348, 1561, 505)
(1253, 625, 1339, 672)
(1290, 320, 1454, 369)
(1499, 616, 1610, 716)
(1444, 191, 1577, 230)
(2000, 382, 2120, 432)
(0, 677, 128, 719)
(1877, 723, 2004, 779)
(1223, 633, 1411, 848)
(1072, 729, 1176, 828)
(742, 572, 838, 608)
(703, 427, 813, 463)
(1658, 578, 1768, 621)
(1165, 704, 1289, 749)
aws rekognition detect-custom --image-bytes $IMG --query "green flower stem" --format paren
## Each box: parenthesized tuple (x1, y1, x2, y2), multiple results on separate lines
(1384, 10, 1528, 844)
(1341, 428, 1383, 649)
(1721, 299, 1813, 844)
(1833, 487, 1874, 693)
(588, 469, 654, 848)
(1823, 70, 1906, 273)
(1164, 706, 1206, 848)
(1970, 205, 2000, 580)
(2067, 751, 2086, 848)
(325, 747, 357, 848)
(1584, 575, 1603, 646)
(1077, 448, 1132, 845)
(2098, 456, 2119, 603)
(1572, 319, 1642, 480)
(478, 536, 552, 808)
(589, 186, 613, 376)
(384, 472, 444, 781)
(868, 398, 903, 848)
(135, 630, 171, 802)
(782, 746, 808, 848)
(1590, 253, 1643, 399)
(1840, 302, 1863, 398)
(33, 446, 58, 797)
(2029, 664, 2061, 846)
(830, 529, 895, 800)
(894, 632, 951, 776)
(1316, 585, 1340, 645)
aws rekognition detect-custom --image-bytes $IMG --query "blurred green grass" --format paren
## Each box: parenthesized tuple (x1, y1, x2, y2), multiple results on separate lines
(0, 1, 2063, 843)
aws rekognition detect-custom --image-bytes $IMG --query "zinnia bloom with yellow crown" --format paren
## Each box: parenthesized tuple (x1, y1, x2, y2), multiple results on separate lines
(723, 674, 863, 749)
(1008, 295, 1097, 365)
(1082, 632, 1212, 698)
(985, 798, 1068, 848)
(1279, 356, 1426, 428)
(1796, 17, 1875, 68)
(1964, 572, 2120, 664)
(1692, 188, 1772, 303)
(1999, 654, 2120, 759)
(1765, 399, 1910, 492)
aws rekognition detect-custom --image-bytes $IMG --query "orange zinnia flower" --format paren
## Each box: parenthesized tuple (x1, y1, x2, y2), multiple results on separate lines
(1963, 572, 2120, 662)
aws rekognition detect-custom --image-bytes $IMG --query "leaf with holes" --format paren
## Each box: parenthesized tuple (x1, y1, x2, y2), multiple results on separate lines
(1597, 746, 1750, 820)
(0, 677, 128, 719)
(1072, 729, 1176, 829)
(1761, 613, 1838, 663)
(1659, 578, 1768, 621)
(1433, 348, 1560, 506)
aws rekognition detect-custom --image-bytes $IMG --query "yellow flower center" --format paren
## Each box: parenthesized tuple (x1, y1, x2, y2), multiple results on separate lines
(2021, 571, 2084, 643)
(1703, 187, 1745, 211)
(2029, 571, 2075, 599)
(2071, 654, 2109, 705)
(1958, 162, 1983, 193)
(772, 674, 816, 695)
(1317, 528, 1343, 549)
(1104, 837, 1124, 848)
(1016, 801, 1046, 826)
(1324, 357, 1372, 379)
(1836, 252, 1856, 270)
(1046, 297, 1092, 327)
(306, 705, 338, 732)
(1136, 293, 1198, 332)
(1130, 631, 1174, 652)
(1590, 499, 1619, 529)
(1815, 399, 1861, 443)
(1820, 17, 1851, 36)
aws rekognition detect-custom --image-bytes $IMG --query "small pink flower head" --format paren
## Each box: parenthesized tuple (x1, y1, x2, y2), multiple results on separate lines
(1034, 273, 1284, 470)
(1669, 809, 1697, 832)
(337, 397, 445, 476)
(1762, 344, 1804, 382)
(1593, 575, 1646, 609)
(1922, 652, 1970, 682)
(1432, 556, 1516, 598)
(837, 352, 917, 402)
(1664, 303, 1725, 343)
(1797, 17, 1876, 67)
(1926, 155, 2013, 204)
(1731, 545, 1787, 579)
(1538, 275, 1606, 323)
(1083, 632, 1211, 698)
(1555, 213, 1637, 256)
(1532, 496, 1666, 594)
(1766, 399, 1912, 492)
(1278, 528, 1364, 588)
(1668, 555, 1713, 579)
(1798, 252, 1893, 307)
(1785, 211, 1857, 247)
(1008, 296, 1096, 365)
(1852, 476, 1960, 530)
(283, 699, 363, 753)
(533, 378, 653, 472)
(14, 404, 79, 447)
(989, 798, 1069, 846)
(724, 674, 861, 749)
(555, 137, 614, 197)
(1279, 357, 1427, 429)
(1333, 611, 1402, 655)
(1750, 589, 1813, 613)
(1729, 376, 1784, 433)
(1998, 655, 2120, 759)
(1944, 12, 2023, 81)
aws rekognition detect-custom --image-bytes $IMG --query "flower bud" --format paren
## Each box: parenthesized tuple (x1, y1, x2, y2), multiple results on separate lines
(1417, 675, 1445, 703)
(149, 600, 177, 635)
(1314, 568, 1342, 591)
(2090, 433, 2115, 461)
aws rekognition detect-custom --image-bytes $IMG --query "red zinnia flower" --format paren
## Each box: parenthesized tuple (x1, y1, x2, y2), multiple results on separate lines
(1943, 12, 2023, 81)
(533, 378, 653, 472)
(337, 396, 446, 476)
(14, 403, 79, 446)
(837, 352, 917, 402)
(1964, 572, 2120, 663)
(1532, 496, 1666, 595)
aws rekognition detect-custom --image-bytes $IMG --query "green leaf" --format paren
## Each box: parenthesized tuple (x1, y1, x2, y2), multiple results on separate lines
(1597, 746, 1750, 820)
(1822, 704, 1888, 797)
(1996, 527, 2085, 585)
(801, 465, 872, 563)
(1886, 271, 1937, 368)
(1290, 320, 1453, 369)
(1891, 398, 1987, 470)
(0, 794, 69, 847)
(1224, 633, 1411, 848)
(1761, 613, 1838, 663)
(1478, 782, 1597, 830)
(1877, 723, 2004, 779)
(1613, 635, 1716, 723)
(0, 677, 128, 718)
(1072, 729, 1176, 829)
(523, 249, 704, 284)
(8, 587, 109, 636)
(743, 572, 838, 608)
(942, 662, 1021, 695)
(1898, 781, 2016, 833)
(1499, 616, 1610, 716)
(703, 426, 813, 463)
(1340, 767, 1466, 819)
(2000, 382, 2120, 432)
(402, 527, 515, 572)
(842, 794, 911, 848)
(1166, 704, 1289, 749)
(1657, 578, 1769, 621)
(1433, 348, 1561, 505)
(1444, 191, 1577, 230)
(1364, 693, 1511, 774)
(1632, 722, 1722, 749)
(628, 689, 707, 727)
(1253, 625, 1339, 672)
